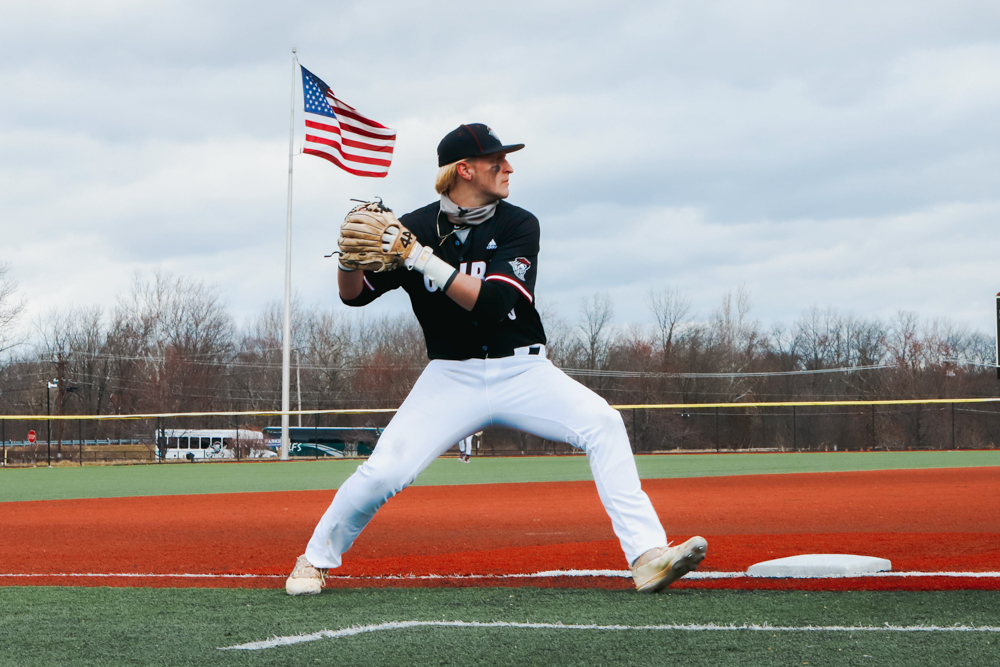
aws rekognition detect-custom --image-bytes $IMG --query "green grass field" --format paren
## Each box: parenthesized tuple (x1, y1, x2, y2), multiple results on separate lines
(3, 451, 999, 666)
(1, 587, 998, 666)
(2, 449, 998, 502)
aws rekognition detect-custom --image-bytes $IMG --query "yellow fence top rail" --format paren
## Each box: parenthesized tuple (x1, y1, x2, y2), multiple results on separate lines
(1, 397, 998, 420)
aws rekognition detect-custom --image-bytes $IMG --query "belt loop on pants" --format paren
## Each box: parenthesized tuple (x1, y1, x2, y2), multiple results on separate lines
(513, 344, 545, 358)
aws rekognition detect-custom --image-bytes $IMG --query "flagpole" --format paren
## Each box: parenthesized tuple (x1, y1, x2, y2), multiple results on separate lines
(280, 47, 298, 461)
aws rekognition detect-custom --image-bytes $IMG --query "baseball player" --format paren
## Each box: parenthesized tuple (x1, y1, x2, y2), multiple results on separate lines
(286, 123, 706, 595)
(457, 433, 475, 462)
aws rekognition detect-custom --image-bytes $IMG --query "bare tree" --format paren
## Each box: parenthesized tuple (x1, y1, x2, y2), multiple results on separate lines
(964, 331, 997, 368)
(647, 287, 691, 365)
(887, 311, 922, 371)
(846, 315, 886, 368)
(578, 292, 614, 371)
(0, 263, 25, 356)
(6, 271, 1000, 457)
(302, 309, 355, 409)
(711, 285, 758, 372)
(350, 313, 425, 407)
(794, 307, 841, 370)
(36, 307, 111, 416)
(535, 299, 576, 367)
(111, 271, 235, 414)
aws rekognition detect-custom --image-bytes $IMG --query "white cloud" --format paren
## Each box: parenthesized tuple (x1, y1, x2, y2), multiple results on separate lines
(540, 200, 1000, 332)
(1, 0, 998, 342)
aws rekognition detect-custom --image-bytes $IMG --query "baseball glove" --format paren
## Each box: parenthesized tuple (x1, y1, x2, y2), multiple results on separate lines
(336, 199, 416, 272)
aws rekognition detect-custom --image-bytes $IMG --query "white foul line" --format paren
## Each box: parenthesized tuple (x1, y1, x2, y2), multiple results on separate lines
(219, 620, 1000, 651)
(0, 573, 284, 579)
(3, 569, 1000, 580)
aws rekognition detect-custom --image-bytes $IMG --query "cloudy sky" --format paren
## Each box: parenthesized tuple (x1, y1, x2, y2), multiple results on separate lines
(2, 0, 999, 337)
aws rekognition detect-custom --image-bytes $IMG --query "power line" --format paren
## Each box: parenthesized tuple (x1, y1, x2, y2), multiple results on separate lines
(2, 396, 999, 421)
(562, 364, 892, 379)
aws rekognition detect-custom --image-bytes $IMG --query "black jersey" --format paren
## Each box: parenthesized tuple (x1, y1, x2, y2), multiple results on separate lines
(342, 200, 547, 360)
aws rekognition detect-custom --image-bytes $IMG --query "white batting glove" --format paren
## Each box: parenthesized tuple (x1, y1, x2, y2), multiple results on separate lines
(382, 228, 457, 288)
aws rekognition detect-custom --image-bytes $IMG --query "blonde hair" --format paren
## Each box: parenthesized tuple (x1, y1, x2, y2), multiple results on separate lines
(435, 161, 460, 194)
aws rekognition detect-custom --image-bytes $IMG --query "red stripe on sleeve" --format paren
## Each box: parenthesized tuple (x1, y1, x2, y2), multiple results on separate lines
(484, 274, 533, 303)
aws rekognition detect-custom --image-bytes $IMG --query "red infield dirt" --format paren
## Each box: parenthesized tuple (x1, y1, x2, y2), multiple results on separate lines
(1, 467, 998, 591)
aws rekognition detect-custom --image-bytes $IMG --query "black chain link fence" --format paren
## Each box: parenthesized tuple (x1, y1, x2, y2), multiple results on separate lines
(2, 400, 997, 467)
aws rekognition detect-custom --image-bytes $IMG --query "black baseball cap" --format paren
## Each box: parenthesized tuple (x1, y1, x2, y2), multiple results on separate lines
(437, 123, 525, 167)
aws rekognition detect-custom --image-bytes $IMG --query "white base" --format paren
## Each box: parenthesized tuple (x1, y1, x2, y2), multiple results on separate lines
(747, 554, 892, 578)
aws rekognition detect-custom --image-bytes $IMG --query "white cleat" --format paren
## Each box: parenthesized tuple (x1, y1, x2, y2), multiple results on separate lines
(285, 554, 327, 596)
(630, 536, 708, 593)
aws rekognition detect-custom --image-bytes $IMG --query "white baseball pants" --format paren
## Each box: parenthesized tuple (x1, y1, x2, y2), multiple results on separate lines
(304, 350, 667, 568)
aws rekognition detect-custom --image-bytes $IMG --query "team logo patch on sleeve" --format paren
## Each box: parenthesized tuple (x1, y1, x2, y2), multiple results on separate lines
(508, 257, 531, 281)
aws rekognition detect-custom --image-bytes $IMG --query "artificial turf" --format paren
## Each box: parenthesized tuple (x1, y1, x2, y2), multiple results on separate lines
(0, 587, 997, 666)
(1, 450, 998, 502)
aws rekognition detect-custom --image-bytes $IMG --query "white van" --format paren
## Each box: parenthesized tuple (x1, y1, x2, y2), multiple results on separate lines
(155, 429, 276, 460)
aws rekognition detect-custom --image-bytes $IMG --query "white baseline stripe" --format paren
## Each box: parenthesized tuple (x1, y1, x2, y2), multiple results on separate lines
(220, 620, 1000, 651)
(3, 569, 1000, 580)
(0, 572, 284, 578)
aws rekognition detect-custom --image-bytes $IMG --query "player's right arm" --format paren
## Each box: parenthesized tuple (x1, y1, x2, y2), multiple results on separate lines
(338, 266, 365, 301)
(338, 266, 404, 307)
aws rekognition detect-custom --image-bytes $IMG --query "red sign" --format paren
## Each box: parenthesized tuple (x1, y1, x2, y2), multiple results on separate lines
(27, 430, 36, 443)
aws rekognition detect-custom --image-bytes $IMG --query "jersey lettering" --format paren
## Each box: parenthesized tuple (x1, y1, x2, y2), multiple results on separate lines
(458, 261, 487, 280)
(508, 308, 517, 320)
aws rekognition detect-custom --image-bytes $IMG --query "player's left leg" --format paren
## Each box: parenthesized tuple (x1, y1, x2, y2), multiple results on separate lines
(486, 354, 695, 569)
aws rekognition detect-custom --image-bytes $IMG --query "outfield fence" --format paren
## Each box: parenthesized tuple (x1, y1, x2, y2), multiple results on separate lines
(1, 397, 998, 467)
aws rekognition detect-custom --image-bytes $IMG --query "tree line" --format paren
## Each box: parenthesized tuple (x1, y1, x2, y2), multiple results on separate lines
(0, 268, 997, 453)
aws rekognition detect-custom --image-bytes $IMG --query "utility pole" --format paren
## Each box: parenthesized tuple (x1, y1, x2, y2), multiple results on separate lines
(46, 379, 58, 466)
(792, 405, 797, 451)
(715, 406, 720, 453)
(871, 403, 876, 450)
(56, 352, 66, 452)
(951, 402, 956, 449)
(296, 349, 303, 428)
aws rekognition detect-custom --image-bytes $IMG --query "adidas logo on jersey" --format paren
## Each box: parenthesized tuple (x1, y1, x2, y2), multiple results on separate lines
(487, 239, 497, 250)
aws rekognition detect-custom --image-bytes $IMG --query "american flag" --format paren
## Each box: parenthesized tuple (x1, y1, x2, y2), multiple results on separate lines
(300, 65, 396, 178)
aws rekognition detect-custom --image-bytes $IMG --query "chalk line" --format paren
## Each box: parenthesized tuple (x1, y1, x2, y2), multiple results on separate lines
(219, 620, 1000, 651)
(3, 569, 1000, 580)
(0, 572, 284, 579)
